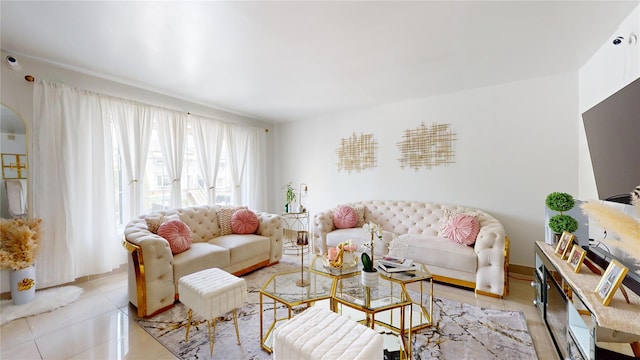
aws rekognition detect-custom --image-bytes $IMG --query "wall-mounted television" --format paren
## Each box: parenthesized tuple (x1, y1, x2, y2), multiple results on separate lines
(581, 76, 640, 296)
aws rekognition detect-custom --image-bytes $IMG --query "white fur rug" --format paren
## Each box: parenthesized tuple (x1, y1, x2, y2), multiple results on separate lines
(0, 285, 83, 325)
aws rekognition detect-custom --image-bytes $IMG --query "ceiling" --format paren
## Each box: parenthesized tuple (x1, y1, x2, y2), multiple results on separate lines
(1, 1, 638, 123)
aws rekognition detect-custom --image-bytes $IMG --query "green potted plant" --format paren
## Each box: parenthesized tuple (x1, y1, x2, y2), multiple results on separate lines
(360, 252, 378, 287)
(284, 182, 296, 213)
(545, 192, 578, 241)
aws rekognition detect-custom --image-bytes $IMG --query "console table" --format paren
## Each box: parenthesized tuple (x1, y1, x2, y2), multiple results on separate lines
(533, 242, 640, 359)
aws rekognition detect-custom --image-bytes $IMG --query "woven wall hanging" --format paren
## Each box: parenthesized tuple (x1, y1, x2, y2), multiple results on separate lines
(397, 122, 456, 170)
(336, 132, 378, 173)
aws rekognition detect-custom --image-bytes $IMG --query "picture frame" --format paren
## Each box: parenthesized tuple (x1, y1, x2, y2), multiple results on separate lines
(554, 231, 574, 259)
(595, 259, 629, 306)
(566, 244, 586, 273)
(296, 231, 308, 246)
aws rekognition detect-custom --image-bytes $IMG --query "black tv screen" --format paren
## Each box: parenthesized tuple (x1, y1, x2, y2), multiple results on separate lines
(582, 76, 640, 296)
(582, 76, 640, 204)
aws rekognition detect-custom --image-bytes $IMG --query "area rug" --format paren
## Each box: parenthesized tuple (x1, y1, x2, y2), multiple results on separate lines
(0, 285, 83, 325)
(138, 263, 538, 359)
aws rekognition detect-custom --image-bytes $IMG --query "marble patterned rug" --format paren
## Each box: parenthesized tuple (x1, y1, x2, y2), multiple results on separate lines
(137, 262, 537, 360)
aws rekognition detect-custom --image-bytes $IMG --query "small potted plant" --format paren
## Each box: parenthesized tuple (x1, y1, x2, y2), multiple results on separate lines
(284, 182, 296, 213)
(546, 192, 578, 241)
(360, 252, 378, 287)
(0, 218, 43, 305)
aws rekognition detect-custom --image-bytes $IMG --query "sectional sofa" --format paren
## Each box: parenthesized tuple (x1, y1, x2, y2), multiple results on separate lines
(313, 200, 509, 297)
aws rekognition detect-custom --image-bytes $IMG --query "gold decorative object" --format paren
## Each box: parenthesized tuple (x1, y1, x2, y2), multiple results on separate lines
(1, 153, 27, 179)
(17, 277, 35, 291)
(397, 122, 456, 170)
(336, 132, 377, 172)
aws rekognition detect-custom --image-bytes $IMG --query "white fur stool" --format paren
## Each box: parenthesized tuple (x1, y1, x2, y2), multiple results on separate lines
(178, 268, 248, 356)
(273, 306, 384, 360)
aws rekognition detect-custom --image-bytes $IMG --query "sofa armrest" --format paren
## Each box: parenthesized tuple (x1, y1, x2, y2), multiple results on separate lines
(473, 222, 507, 296)
(123, 224, 175, 317)
(256, 212, 283, 264)
(312, 210, 335, 255)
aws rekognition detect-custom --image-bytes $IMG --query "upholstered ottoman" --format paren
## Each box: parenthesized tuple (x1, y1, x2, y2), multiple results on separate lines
(178, 268, 248, 356)
(273, 306, 384, 360)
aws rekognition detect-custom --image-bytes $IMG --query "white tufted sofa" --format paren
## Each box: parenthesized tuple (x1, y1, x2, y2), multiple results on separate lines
(123, 205, 283, 317)
(313, 200, 509, 297)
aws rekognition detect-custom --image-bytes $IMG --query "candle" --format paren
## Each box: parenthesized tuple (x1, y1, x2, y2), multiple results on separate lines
(328, 247, 338, 261)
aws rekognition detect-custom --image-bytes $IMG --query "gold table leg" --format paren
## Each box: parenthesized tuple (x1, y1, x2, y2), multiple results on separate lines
(233, 309, 241, 345)
(185, 308, 193, 342)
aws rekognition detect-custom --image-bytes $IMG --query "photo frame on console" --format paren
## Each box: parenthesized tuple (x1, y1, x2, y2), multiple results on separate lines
(566, 245, 586, 273)
(554, 231, 574, 259)
(595, 259, 629, 306)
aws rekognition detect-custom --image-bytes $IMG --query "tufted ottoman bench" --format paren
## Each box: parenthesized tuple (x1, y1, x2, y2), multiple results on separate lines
(273, 306, 384, 360)
(178, 268, 248, 356)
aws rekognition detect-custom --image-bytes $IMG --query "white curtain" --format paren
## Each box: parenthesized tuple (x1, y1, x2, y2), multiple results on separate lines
(226, 125, 267, 210)
(111, 100, 153, 218)
(226, 124, 250, 206)
(32, 80, 124, 287)
(30, 79, 266, 287)
(156, 110, 187, 208)
(191, 115, 225, 204)
(244, 127, 268, 211)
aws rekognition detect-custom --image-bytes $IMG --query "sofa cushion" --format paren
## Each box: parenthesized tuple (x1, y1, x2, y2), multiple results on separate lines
(209, 234, 270, 264)
(399, 234, 477, 274)
(439, 214, 481, 246)
(354, 205, 366, 227)
(231, 209, 259, 234)
(334, 205, 358, 229)
(173, 242, 231, 292)
(157, 219, 193, 254)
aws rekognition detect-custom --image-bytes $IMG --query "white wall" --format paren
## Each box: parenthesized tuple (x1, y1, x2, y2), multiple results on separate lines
(275, 72, 580, 268)
(578, 5, 640, 200)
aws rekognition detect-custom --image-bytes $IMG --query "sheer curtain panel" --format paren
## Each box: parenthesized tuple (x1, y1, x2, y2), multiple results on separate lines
(32, 80, 125, 287)
(111, 100, 153, 220)
(156, 110, 187, 208)
(191, 115, 225, 204)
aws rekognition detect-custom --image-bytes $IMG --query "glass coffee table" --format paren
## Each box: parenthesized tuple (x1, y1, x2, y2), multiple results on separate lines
(259, 269, 333, 352)
(310, 255, 434, 332)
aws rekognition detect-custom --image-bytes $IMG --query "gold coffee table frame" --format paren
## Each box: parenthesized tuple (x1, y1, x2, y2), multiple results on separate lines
(259, 269, 333, 353)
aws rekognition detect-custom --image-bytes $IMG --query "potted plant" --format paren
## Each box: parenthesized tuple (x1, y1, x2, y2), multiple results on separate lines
(360, 252, 379, 287)
(0, 217, 43, 305)
(284, 182, 296, 213)
(545, 192, 578, 241)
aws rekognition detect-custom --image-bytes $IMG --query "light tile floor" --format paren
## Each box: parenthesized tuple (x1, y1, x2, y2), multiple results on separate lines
(1, 265, 560, 360)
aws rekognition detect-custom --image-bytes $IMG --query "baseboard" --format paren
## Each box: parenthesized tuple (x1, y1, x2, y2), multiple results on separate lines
(1, 264, 127, 300)
(509, 263, 534, 277)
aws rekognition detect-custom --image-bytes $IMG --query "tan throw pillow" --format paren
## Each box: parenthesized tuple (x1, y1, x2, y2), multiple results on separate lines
(216, 207, 247, 235)
(145, 214, 180, 234)
(145, 216, 167, 234)
(353, 205, 366, 227)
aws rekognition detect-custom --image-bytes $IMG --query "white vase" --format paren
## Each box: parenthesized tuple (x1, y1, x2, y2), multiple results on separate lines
(10, 265, 36, 305)
(361, 270, 379, 288)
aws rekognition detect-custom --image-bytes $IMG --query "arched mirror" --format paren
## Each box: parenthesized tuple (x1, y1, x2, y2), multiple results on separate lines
(1, 104, 27, 218)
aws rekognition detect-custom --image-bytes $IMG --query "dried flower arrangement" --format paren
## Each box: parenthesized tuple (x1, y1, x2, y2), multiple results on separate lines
(0, 218, 42, 270)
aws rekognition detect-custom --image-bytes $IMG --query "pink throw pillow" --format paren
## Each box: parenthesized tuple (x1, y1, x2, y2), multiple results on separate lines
(440, 214, 481, 246)
(157, 219, 193, 254)
(231, 209, 259, 234)
(333, 205, 358, 229)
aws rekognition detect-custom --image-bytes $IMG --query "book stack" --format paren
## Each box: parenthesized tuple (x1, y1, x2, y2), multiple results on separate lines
(376, 255, 417, 274)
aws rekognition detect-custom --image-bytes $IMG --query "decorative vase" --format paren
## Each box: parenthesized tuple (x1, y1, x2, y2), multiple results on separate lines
(10, 265, 36, 305)
(361, 270, 379, 288)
